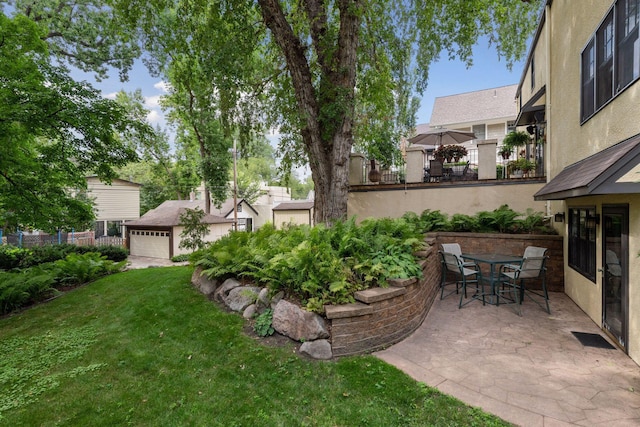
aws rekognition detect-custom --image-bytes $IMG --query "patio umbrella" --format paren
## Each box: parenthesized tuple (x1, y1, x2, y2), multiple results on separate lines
(408, 128, 477, 147)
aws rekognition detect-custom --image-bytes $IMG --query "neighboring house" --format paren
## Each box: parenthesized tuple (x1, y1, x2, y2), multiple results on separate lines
(422, 84, 519, 161)
(211, 198, 259, 232)
(125, 200, 234, 259)
(517, 0, 640, 363)
(86, 176, 141, 238)
(272, 201, 315, 229)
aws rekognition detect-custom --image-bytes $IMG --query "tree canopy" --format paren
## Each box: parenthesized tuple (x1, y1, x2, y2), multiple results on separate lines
(0, 13, 149, 232)
(115, 0, 540, 224)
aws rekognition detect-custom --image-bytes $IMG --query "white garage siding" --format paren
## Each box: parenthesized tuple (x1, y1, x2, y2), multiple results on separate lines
(172, 223, 233, 257)
(129, 230, 171, 259)
(273, 210, 313, 229)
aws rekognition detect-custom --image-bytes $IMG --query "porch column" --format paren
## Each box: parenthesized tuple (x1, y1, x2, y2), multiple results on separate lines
(405, 146, 426, 183)
(477, 139, 498, 180)
(349, 153, 366, 185)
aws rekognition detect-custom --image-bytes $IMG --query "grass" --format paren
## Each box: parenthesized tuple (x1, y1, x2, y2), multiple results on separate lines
(0, 267, 511, 426)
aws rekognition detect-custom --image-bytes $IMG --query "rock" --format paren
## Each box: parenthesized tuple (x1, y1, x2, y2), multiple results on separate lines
(191, 267, 217, 296)
(214, 278, 243, 303)
(243, 304, 257, 319)
(223, 286, 261, 312)
(270, 291, 284, 309)
(272, 300, 329, 341)
(256, 288, 270, 310)
(299, 339, 333, 360)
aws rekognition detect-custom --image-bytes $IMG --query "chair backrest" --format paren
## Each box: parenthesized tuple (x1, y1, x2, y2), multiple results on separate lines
(440, 251, 462, 273)
(518, 246, 548, 279)
(429, 160, 443, 177)
(606, 249, 622, 276)
(441, 243, 462, 256)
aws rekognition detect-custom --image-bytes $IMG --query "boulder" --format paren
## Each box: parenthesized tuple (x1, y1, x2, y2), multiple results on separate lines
(191, 267, 217, 296)
(223, 286, 261, 312)
(243, 304, 257, 319)
(256, 288, 270, 310)
(299, 339, 333, 360)
(214, 278, 243, 303)
(272, 300, 329, 341)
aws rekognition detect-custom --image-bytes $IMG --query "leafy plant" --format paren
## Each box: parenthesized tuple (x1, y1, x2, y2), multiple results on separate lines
(0, 268, 57, 315)
(171, 254, 190, 262)
(502, 130, 530, 150)
(178, 207, 210, 251)
(51, 252, 125, 286)
(253, 309, 275, 337)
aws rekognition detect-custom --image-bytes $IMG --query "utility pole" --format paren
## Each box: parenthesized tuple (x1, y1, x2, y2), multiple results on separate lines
(233, 138, 238, 231)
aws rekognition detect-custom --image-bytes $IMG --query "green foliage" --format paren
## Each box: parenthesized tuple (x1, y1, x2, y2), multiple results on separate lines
(253, 309, 275, 337)
(502, 130, 531, 150)
(0, 12, 150, 232)
(51, 252, 125, 286)
(0, 246, 30, 271)
(0, 268, 57, 315)
(194, 218, 425, 313)
(171, 254, 190, 262)
(0, 252, 125, 314)
(402, 205, 556, 235)
(508, 158, 536, 174)
(178, 207, 210, 251)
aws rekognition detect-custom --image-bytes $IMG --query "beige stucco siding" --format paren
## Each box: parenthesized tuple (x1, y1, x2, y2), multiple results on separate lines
(348, 182, 546, 221)
(561, 194, 640, 363)
(273, 210, 313, 229)
(86, 177, 140, 220)
(172, 223, 232, 256)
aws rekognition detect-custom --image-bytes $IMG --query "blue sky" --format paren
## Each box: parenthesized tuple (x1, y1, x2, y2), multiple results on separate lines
(78, 39, 526, 138)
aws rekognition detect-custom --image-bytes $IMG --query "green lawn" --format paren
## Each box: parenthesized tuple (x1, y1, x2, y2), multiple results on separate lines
(0, 267, 510, 426)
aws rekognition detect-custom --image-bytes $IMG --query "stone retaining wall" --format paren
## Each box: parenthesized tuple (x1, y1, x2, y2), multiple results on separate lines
(326, 243, 440, 357)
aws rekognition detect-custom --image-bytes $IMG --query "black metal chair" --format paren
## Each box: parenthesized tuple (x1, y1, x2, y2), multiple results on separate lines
(498, 246, 550, 315)
(439, 251, 484, 308)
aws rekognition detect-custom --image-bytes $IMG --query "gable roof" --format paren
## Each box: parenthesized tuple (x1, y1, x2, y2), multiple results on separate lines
(534, 133, 640, 200)
(273, 201, 315, 211)
(429, 84, 518, 127)
(125, 200, 234, 227)
(211, 197, 259, 217)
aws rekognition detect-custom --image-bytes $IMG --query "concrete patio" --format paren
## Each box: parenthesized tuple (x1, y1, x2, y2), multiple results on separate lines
(375, 291, 640, 426)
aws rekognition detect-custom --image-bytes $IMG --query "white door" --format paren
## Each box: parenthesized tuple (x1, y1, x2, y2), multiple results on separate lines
(129, 230, 170, 259)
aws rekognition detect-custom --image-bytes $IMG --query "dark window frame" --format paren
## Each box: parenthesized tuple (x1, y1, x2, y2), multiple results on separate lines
(581, 0, 640, 123)
(568, 207, 597, 282)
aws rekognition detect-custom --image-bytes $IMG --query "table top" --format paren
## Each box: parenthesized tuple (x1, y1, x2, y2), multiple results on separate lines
(462, 253, 523, 265)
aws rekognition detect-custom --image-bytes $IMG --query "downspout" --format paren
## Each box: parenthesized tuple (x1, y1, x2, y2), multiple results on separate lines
(545, 1, 553, 218)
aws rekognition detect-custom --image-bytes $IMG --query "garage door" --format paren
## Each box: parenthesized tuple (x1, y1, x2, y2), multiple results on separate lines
(129, 230, 170, 259)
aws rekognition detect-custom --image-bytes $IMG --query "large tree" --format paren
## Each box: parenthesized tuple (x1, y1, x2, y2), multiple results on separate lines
(117, 0, 540, 224)
(0, 13, 148, 231)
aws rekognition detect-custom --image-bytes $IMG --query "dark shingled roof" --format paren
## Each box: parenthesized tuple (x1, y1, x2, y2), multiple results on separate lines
(534, 133, 640, 200)
(272, 201, 314, 211)
(125, 200, 234, 227)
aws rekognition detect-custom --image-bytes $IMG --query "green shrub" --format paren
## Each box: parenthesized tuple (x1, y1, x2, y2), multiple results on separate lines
(171, 254, 190, 262)
(0, 245, 30, 270)
(51, 252, 125, 286)
(0, 268, 57, 315)
(92, 245, 128, 262)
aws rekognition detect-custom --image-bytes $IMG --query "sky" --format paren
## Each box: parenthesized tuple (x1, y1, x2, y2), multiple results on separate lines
(75, 38, 527, 140)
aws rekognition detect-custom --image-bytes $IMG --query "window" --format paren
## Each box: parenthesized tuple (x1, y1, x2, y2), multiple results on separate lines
(582, 1, 640, 122)
(237, 203, 243, 213)
(568, 207, 597, 281)
(530, 52, 535, 90)
(617, 0, 640, 90)
(471, 124, 485, 141)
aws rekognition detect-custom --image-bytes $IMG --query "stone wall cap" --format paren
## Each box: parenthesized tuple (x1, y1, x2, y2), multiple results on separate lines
(355, 286, 406, 304)
(325, 302, 374, 319)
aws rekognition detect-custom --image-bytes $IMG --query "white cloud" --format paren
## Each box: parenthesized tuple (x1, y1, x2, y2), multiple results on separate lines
(104, 92, 118, 100)
(145, 95, 162, 108)
(153, 81, 171, 93)
(147, 109, 163, 124)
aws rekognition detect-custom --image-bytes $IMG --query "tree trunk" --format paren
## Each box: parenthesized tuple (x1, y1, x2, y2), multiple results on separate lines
(258, 0, 362, 225)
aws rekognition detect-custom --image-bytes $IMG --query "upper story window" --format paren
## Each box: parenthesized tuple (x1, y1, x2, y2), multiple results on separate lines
(581, 0, 640, 122)
(530, 52, 536, 90)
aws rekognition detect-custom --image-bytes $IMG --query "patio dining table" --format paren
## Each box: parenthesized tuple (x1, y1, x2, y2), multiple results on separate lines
(461, 253, 523, 305)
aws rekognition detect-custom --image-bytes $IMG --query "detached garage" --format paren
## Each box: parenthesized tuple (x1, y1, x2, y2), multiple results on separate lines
(272, 200, 315, 229)
(126, 200, 234, 259)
